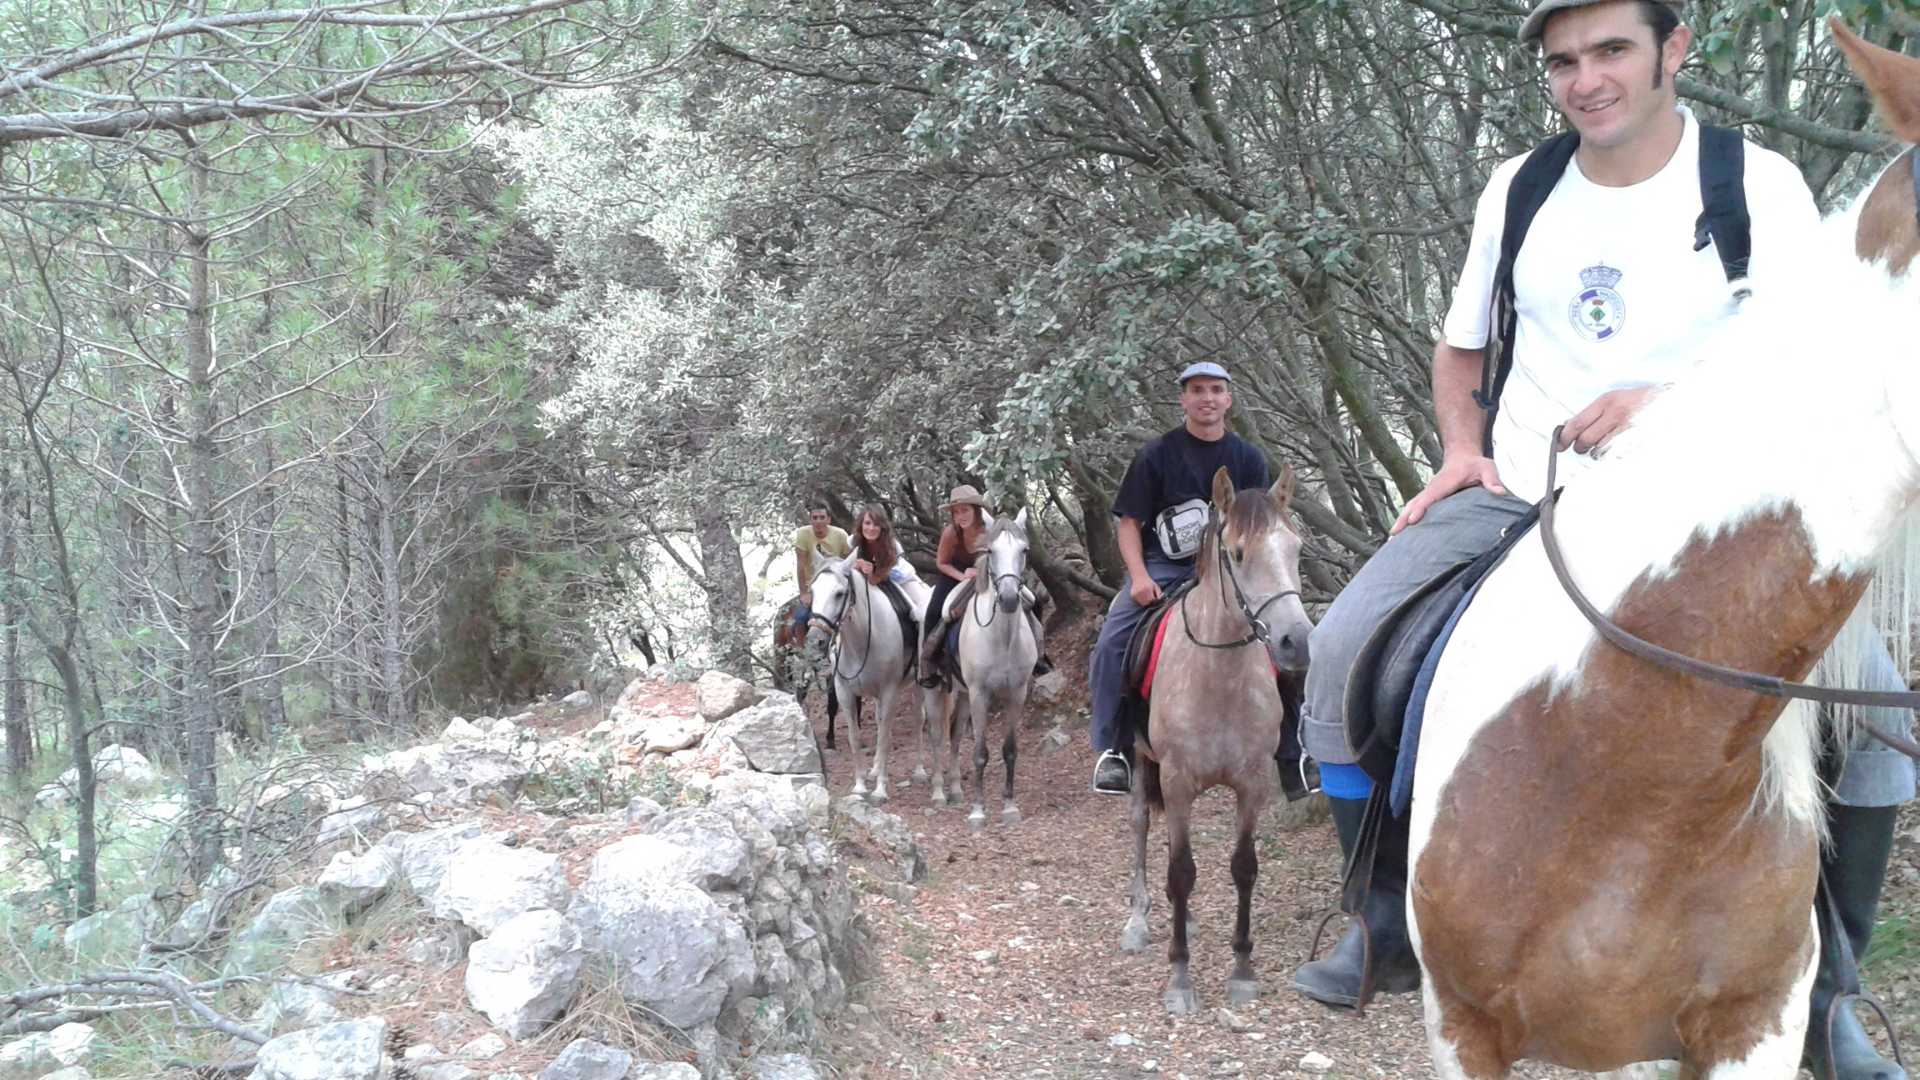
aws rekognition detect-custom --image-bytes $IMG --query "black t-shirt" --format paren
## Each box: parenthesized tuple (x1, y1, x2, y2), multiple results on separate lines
(1112, 427, 1271, 563)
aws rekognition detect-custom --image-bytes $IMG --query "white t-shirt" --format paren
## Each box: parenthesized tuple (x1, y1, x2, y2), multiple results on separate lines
(1440, 107, 1820, 502)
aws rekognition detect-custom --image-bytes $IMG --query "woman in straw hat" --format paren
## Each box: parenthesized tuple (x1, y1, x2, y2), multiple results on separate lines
(918, 485, 1050, 685)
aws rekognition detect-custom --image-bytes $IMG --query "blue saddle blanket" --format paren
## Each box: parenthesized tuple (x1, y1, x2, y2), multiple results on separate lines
(1341, 504, 1542, 819)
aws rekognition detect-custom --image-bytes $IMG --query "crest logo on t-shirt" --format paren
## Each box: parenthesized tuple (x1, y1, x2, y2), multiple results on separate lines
(1568, 263, 1626, 342)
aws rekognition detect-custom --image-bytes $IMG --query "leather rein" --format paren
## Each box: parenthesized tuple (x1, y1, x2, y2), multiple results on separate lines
(1538, 426, 1920, 760)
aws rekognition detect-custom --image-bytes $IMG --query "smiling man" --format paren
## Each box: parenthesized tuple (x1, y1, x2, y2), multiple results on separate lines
(1291, 4, 1914, 1078)
(1086, 361, 1269, 795)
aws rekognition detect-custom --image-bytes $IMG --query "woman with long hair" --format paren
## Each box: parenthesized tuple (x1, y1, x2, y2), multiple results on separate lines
(848, 503, 920, 588)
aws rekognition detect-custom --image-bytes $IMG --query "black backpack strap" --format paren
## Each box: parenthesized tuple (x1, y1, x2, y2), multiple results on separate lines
(1479, 131, 1580, 456)
(1694, 124, 1752, 297)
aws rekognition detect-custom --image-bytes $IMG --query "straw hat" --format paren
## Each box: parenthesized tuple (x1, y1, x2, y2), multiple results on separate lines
(941, 484, 989, 510)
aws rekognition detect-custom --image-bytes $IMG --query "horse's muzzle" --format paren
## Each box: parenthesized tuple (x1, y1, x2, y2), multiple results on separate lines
(1266, 617, 1312, 673)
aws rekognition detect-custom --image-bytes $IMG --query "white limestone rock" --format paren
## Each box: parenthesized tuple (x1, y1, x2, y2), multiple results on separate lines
(434, 839, 571, 936)
(568, 853, 754, 1031)
(248, 1017, 391, 1080)
(464, 909, 584, 1038)
(695, 671, 760, 723)
(707, 696, 820, 775)
(538, 1040, 630, 1080)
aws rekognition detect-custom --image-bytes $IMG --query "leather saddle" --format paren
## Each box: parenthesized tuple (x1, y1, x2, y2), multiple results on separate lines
(1342, 504, 1540, 816)
(873, 578, 921, 679)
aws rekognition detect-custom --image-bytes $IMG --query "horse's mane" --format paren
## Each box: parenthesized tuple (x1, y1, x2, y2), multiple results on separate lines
(1195, 493, 1282, 580)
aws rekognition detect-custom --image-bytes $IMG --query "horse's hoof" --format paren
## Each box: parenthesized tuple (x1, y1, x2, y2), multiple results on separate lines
(1226, 979, 1259, 1007)
(967, 809, 987, 831)
(850, 781, 867, 798)
(868, 788, 890, 805)
(912, 766, 930, 782)
(1120, 919, 1150, 954)
(930, 789, 948, 808)
(1163, 988, 1198, 1016)
(1000, 806, 1022, 826)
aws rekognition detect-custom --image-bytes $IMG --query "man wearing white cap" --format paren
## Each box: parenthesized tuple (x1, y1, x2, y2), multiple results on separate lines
(1087, 361, 1270, 793)
(1290, 4, 1910, 1076)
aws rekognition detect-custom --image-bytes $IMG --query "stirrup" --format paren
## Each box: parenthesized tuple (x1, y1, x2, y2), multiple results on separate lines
(1091, 749, 1131, 794)
(1304, 908, 1379, 1017)
(1815, 990, 1909, 1080)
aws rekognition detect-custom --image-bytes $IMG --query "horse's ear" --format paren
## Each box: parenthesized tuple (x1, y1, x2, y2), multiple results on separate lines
(1269, 464, 1295, 513)
(1833, 18, 1920, 143)
(1014, 507, 1028, 530)
(1211, 466, 1235, 512)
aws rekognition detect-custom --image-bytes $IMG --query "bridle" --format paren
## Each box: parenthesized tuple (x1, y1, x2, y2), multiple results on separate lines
(807, 566, 873, 682)
(1539, 427, 1920, 760)
(1181, 511, 1300, 650)
(968, 537, 1030, 628)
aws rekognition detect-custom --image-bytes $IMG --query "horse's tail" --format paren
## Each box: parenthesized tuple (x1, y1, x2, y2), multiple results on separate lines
(1140, 757, 1164, 811)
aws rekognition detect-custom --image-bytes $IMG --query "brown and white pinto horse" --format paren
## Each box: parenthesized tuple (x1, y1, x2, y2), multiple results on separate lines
(1119, 467, 1313, 1015)
(1408, 24, 1919, 1079)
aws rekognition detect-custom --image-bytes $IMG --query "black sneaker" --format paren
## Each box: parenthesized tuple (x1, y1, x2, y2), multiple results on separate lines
(1091, 750, 1132, 795)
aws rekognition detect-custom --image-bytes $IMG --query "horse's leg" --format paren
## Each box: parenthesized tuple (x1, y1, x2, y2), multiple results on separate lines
(912, 684, 931, 785)
(1225, 789, 1261, 1006)
(824, 682, 839, 750)
(947, 689, 968, 800)
(1162, 789, 1199, 1014)
(1422, 982, 1514, 1079)
(928, 689, 951, 807)
(1121, 759, 1154, 953)
(868, 686, 893, 804)
(845, 687, 868, 799)
(999, 685, 1026, 826)
(966, 686, 991, 830)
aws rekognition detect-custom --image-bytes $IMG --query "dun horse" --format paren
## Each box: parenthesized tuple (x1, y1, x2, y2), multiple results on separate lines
(1120, 468, 1313, 1014)
(931, 510, 1042, 827)
(805, 560, 933, 802)
(1409, 24, 1920, 1077)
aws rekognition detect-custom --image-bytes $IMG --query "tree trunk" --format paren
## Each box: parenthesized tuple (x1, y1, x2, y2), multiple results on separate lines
(254, 439, 287, 745)
(0, 445, 25, 782)
(182, 151, 223, 885)
(693, 500, 753, 678)
(47, 640, 96, 917)
(376, 443, 408, 735)
(1066, 454, 1123, 588)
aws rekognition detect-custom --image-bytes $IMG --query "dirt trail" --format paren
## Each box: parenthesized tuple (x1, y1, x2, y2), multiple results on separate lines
(812, 662, 1920, 1079)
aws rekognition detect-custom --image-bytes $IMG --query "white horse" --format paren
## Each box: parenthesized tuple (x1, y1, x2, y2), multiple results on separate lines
(933, 510, 1043, 827)
(805, 558, 935, 802)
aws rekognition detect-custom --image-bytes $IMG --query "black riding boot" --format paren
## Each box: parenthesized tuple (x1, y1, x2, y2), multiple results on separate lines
(1292, 791, 1421, 1009)
(917, 610, 947, 688)
(1805, 804, 1908, 1080)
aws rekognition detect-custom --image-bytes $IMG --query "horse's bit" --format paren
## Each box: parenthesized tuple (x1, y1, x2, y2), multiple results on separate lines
(1181, 512, 1299, 650)
(1538, 427, 1920, 761)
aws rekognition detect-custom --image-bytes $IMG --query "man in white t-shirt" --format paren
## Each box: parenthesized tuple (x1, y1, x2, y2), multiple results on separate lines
(1292, 4, 1913, 1076)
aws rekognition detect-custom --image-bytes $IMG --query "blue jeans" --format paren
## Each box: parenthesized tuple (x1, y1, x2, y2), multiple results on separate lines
(1089, 558, 1192, 755)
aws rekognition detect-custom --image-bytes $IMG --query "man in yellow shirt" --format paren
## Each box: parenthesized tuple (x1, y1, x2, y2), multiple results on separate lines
(792, 507, 852, 632)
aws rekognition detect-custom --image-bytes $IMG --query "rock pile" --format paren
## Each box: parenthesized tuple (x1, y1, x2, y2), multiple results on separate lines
(2, 671, 897, 1080)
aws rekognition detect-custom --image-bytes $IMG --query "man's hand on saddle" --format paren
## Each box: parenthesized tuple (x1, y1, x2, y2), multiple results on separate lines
(1557, 385, 1659, 459)
(1391, 455, 1506, 534)
(1129, 575, 1163, 606)
(964, 567, 978, 580)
